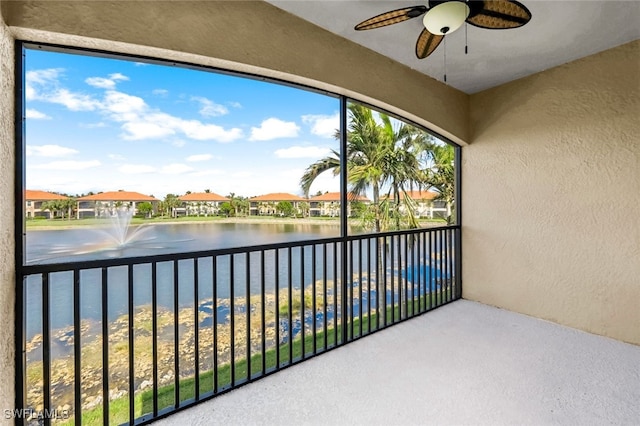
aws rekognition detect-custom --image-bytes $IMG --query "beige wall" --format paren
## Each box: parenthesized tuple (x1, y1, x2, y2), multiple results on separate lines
(0, 0, 469, 145)
(463, 41, 640, 345)
(0, 1, 15, 422)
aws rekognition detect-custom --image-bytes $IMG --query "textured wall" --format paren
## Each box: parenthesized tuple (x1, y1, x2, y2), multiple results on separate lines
(0, 0, 15, 421)
(463, 41, 640, 344)
(1, 0, 469, 145)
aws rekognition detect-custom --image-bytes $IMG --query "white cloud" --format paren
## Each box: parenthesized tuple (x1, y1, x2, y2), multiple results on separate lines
(172, 140, 187, 148)
(186, 154, 213, 162)
(25, 68, 63, 100)
(85, 73, 128, 89)
(27, 68, 101, 111)
(122, 121, 176, 140)
(79, 122, 107, 129)
(118, 164, 156, 174)
(109, 73, 129, 82)
(161, 163, 194, 174)
(192, 96, 228, 117)
(190, 169, 224, 177)
(31, 160, 101, 170)
(302, 113, 339, 138)
(249, 118, 300, 141)
(103, 91, 146, 121)
(108, 154, 125, 161)
(175, 119, 243, 142)
(274, 146, 331, 159)
(85, 77, 116, 89)
(26, 69, 244, 143)
(232, 171, 253, 178)
(26, 144, 79, 157)
(101, 91, 243, 142)
(152, 89, 168, 96)
(228, 101, 242, 109)
(48, 88, 101, 111)
(26, 109, 51, 120)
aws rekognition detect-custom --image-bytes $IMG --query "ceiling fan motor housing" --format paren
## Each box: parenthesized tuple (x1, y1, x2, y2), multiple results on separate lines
(424, 0, 471, 35)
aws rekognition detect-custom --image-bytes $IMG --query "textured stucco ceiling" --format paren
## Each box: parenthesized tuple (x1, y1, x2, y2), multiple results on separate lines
(267, 1, 640, 94)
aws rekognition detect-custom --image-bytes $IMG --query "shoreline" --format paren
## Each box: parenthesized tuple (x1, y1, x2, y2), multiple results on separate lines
(26, 216, 446, 231)
(25, 216, 343, 231)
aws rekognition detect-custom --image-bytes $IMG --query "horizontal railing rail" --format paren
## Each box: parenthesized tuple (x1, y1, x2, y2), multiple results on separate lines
(18, 225, 460, 425)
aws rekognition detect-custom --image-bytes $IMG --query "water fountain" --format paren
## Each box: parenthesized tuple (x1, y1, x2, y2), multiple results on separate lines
(98, 207, 153, 249)
(27, 207, 160, 264)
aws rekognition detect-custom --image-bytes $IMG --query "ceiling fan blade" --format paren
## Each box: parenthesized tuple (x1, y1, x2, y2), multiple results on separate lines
(355, 6, 427, 31)
(466, 0, 532, 29)
(415, 28, 444, 59)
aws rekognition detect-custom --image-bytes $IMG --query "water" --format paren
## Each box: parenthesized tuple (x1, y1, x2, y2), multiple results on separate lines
(24, 222, 447, 339)
(25, 222, 341, 338)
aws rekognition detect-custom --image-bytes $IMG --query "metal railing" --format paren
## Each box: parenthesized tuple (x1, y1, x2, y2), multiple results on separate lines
(18, 225, 460, 425)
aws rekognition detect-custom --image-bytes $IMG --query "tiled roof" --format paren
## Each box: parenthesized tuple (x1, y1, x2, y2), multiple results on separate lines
(249, 192, 306, 202)
(77, 191, 159, 201)
(310, 192, 370, 202)
(179, 192, 229, 202)
(382, 190, 439, 201)
(404, 190, 439, 200)
(25, 190, 69, 201)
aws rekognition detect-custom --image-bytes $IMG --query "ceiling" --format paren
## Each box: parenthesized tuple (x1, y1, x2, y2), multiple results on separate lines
(267, 1, 640, 94)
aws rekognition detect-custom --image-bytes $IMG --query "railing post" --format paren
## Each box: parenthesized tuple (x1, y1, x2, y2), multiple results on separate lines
(339, 96, 349, 345)
(454, 145, 463, 300)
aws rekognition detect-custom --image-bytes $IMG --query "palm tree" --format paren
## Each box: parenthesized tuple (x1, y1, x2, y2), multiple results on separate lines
(420, 142, 455, 224)
(163, 194, 181, 218)
(40, 200, 58, 219)
(301, 103, 428, 232)
(301, 103, 449, 323)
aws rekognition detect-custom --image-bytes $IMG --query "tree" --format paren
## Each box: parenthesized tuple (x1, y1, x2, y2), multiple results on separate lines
(236, 198, 250, 217)
(298, 201, 310, 218)
(350, 200, 367, 218)
(137, 201, 153, 218)
(421, 142, 455, 224)
(219, 201, 233, 217)
(163, 194, 181, 218)
(227, 192, 240, 217)
(276, 201, 294, 217)
(40, 200, 59, 219)
(300, 103, 429, 233)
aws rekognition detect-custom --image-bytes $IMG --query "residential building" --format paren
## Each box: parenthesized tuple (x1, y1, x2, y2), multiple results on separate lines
(24, 189, 69, 219)
(249, 192, 306, 216)
(76, 190, 160, 218)
(177, 192, 229, 216)
(382, 190, 447, 219)
(309, 192, 370, 217)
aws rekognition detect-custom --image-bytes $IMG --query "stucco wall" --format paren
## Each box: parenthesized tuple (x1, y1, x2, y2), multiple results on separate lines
(463, 41, 640, 345)
(0, 0, 469, 145)
(0, 1, 15, 422)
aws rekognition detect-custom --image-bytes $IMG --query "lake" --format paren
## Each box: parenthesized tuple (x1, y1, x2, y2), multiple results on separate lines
(24, 222, 444, 339)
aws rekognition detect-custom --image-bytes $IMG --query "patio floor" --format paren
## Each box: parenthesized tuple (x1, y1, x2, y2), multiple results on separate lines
(155, 299, 640, 425)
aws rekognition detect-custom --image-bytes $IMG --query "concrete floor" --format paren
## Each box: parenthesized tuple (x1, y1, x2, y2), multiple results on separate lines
(155, 300, 640, 425)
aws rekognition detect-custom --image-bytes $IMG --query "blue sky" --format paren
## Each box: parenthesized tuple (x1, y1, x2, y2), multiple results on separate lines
(25, 49, 341, 199)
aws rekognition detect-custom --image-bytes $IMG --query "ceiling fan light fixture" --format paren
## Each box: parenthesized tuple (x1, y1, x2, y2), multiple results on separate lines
(423, 1, 470, 35)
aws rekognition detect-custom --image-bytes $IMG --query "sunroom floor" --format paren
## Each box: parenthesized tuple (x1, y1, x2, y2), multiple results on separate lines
(154, 299, 640, 425)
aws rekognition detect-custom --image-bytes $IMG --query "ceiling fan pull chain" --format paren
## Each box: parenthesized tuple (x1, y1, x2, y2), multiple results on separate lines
(443, 36, 447, 83)
(465, 22, 468, 54)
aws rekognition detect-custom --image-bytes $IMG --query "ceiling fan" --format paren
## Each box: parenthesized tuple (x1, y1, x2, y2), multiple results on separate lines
(355, 0, 532, 59)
